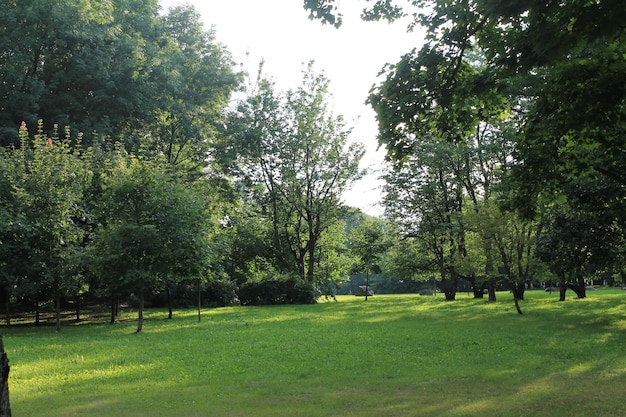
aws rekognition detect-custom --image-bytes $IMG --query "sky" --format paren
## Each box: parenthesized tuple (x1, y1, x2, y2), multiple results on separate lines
(159, 0, 424, 215)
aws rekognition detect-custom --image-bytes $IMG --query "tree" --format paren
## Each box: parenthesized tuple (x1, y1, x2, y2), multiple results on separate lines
(0, 0, 160, 145)
(0, 0, 240, 159)
(306, 0, 626, 296)
(133, 4, 241, 181)
(535, 179, 623, 301)
(382, 140, 467, 301)
(89, 152, 210, 332)
(229, 63, 364, 286)
(7, 121, 92, 331)
(349, 216, 394, 300)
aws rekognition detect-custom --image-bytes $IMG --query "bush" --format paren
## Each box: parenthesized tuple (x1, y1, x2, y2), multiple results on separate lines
(205, 278, 240, 307)
(238, 277, 318, 305)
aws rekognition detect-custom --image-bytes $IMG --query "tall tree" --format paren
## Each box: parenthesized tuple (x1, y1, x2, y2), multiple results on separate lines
(135, 4, 241, 180)
(0, 0, 161, 145)
(230, 63, 364, 285)
(89, 153, 210, 332)
(6, 121, 92, 331)
(0, 0, 240, 160)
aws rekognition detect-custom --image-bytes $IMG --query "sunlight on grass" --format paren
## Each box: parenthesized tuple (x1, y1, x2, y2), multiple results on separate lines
(3, 290, 626, 416)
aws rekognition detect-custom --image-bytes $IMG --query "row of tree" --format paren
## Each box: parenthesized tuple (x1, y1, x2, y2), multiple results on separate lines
(0, 1, 375, 332)
(303, 0, 626, 309)
(1, 0, 624, 332)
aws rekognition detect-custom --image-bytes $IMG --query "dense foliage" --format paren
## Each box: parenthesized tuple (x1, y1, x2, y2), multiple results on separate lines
(305, 0, 626, 304)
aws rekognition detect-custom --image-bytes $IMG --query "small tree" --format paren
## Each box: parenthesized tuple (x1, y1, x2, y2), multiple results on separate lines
(90, 152, 210, 332)
(8, 122, 92, 331)
(350, 217, 394, 300)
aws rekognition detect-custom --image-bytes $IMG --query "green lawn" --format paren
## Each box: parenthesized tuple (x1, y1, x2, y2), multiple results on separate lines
(3, 290, 626, 416)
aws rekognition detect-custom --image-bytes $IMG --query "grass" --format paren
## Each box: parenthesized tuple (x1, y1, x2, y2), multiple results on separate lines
(3, 289, 626, 416)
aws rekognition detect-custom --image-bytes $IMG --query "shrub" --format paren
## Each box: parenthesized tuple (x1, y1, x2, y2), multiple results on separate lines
(238, 277, 318, 305)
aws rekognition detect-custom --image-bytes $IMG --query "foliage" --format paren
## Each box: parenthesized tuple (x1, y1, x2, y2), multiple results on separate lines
(88, 152, 211, 332)
(306, 0, 626, 306)
(4, 291, 626, 416)
(228, 62, 364, 284)
(1, 121, 92, 329)
(238, 276, 318, 306)
(0, 0, 240, 161)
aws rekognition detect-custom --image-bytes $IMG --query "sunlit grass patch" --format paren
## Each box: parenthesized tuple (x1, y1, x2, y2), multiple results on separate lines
(3, 290, 626, 416)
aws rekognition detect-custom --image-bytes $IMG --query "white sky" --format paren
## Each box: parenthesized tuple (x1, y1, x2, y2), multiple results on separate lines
(159, 0, 424, 215)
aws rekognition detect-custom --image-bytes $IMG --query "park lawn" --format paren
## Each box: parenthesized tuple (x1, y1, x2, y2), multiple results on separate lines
(3, 290, 625, 417)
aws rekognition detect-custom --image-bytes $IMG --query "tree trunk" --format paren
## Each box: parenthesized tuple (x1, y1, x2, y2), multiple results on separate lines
(513, 293, 523, 315)
(559, 278, 567, 301)
(75, 298, 80, 323)
(487, 279, 496, 302)
(34, 298, 40, 326)
(3, 291, 10, 327)
(197, 278, 201, 323)
(472, 285, 484, 299)
(511, 281, 525, 301)
(136, 289, 144, 333)
(575, 275, 587, 299)
(55, 293, 61, 332)
(0, 336, 11, 417)
(109, 295, 116, 324)
(166, 287, 173, 320)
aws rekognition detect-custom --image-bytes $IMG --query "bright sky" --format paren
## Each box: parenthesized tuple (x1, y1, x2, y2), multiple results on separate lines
(159, 0, 424, 215)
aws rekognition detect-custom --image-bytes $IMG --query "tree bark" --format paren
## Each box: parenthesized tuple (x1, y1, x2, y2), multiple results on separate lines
(487, 279, 496, 302)
(511, 282, 525, 301)
(3, 291, 10, 327)
(34, 298, 40, 326)
(513, 293, 523, 315)
(197, 278, 201, 323)
(136, 289, 144, 333)
(109, 295, 117, 324)
(55, 293, 61, 332)
(0, 335, 12, 417)
(166, 287, 173, 320)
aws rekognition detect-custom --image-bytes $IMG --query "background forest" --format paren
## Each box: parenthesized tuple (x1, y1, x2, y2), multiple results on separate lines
(0, 0, 624, 332)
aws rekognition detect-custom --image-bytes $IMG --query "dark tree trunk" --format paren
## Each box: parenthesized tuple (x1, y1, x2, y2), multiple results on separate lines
(473, 285, 484, 299)
(440, 274, 457, 301)
(559, 281, 567, 302)
(0, 336, 11, 417)
(513, 294, 523, 315)
(166, 288, 173, 320)
(109, 295, 117, 324)
(511, 281, 525, 301)
(34, 298, 40, 326)
(75, 297, 80, 323)
(55, 293, 61, 332)
(3, 291, 10, 327)
(574, 274, 587, 299)
(136, 289, 144, 333)
(487, 279, 496, 302)
(197, 278, 201, 323)
(569, 282, 586, 299)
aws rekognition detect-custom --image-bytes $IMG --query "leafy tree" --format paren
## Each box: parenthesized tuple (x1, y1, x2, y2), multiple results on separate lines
(349, 216, 394, 300)
(134, 4, 241, 181)
(5, 121, 92, 331)
(89, 153, 210, 332)
(535, 180, 623, 301)
(383, 140, 467, 300)
(0, 0, 162, 145)
(315, 219, 355, 300)
(306, 0, 626, 296)
(229, 63, 364, 286)
(0, 0, 240, 161)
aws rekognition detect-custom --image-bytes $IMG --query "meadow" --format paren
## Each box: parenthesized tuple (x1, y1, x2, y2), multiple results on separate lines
(2, 289, 625, 417)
